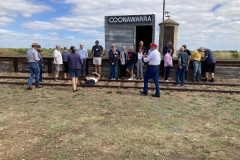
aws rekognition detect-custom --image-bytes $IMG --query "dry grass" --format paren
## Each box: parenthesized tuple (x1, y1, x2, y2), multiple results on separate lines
(0, 85, 240, 159)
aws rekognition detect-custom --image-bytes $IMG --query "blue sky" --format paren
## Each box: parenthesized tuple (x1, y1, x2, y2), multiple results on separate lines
(0, 0, 240, 51)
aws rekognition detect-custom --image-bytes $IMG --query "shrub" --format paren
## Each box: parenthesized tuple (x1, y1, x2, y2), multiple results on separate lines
(231, 52, 240, 59)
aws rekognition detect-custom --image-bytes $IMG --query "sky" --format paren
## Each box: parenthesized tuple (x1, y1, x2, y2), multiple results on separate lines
(0, 0, 240, 51)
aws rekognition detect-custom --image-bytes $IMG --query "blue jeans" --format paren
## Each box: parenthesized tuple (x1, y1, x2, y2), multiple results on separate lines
(110, 63, 118, 79)
(28, 62, 40, 87)
(192, 61, 201, 81)
(38, 60, 43, 81)
(164, 66, 171, 80)
(175, 64, 187, 86)
(143, 65, 160, 96)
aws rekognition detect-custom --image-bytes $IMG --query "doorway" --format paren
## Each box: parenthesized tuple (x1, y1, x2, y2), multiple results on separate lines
(135, 25, 153, 52)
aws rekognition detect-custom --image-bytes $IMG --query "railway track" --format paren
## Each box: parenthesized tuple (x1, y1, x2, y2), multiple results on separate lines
(0, 75, 240, 94)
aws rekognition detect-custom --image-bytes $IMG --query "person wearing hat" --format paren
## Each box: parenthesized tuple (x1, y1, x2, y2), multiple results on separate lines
(37, 45, 43, 82)
(202, 47, 216, 82)
(26, 43, 43, 90)
(91, 40, 104, 76)
(67, 46, 83, 91)
(140, 43, 161, 98)
(191, 47, 203, 82)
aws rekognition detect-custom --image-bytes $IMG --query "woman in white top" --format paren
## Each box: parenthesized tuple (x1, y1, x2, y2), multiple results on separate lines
(136, 48, 144, 80)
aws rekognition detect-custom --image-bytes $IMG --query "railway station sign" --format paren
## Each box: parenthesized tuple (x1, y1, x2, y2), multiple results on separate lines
(107, 15, 153, 24)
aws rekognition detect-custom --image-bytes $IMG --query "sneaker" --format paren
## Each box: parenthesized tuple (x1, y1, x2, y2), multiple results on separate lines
(192, 80, 196, 83)
(36, 85, 43, 88)
(111, 78, 114, 80)
(133, 74, 136, 78)
(128, 78, 133, 80)
(137, 77, 139, 80)
(165, 80, 169, 82)
(140, 78, 143, 81)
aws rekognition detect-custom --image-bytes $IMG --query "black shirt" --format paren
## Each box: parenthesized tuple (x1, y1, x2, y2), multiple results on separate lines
(92, 45, 103, 57)
(184, 49, 191, 56)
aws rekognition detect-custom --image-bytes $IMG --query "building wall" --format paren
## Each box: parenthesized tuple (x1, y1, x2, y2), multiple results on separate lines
(104, 15, 155, 53)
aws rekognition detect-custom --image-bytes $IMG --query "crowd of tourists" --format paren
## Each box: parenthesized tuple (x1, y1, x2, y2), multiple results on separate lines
(26, 40, 216, 97)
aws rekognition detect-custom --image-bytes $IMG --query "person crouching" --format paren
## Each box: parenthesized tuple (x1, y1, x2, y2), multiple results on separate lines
(67, 46, 82, 91)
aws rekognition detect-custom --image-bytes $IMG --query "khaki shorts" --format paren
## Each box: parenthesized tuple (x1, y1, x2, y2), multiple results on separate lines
(55, 64, 61, 72)
(93, 57, 102, 65)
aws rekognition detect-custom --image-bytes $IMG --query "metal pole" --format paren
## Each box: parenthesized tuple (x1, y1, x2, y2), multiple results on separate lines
(163, 0, 165, 21)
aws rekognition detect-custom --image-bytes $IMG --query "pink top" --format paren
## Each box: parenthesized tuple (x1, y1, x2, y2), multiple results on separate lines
(164, 52, 172, 67)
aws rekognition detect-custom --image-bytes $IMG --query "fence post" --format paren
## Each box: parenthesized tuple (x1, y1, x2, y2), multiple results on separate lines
(13, 58, 18, 72)
(48, 58, 52, 73)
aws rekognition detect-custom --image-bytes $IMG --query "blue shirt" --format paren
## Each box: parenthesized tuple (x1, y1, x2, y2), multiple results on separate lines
(163, 45, 174, 57)
(77, 48, 88, 60)
(205, 48, 216, 64)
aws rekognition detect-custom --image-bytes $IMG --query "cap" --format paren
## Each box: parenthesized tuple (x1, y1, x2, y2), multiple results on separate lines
(151, 43, 158, 48)
(37, 45, 42, 50)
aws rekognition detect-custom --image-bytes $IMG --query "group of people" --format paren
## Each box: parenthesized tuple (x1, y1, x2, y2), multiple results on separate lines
(26, 40, 216, 98)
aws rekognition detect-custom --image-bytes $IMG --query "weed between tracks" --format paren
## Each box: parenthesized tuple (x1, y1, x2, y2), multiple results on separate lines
(0, 85, 240, 159)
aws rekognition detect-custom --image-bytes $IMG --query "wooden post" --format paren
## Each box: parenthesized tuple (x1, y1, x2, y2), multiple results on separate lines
(48, 58, 52, 73)
(13, 58, 18, 72)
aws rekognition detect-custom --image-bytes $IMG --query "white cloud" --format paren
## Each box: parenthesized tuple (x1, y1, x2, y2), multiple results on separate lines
(0, 0, 53, 26)
(0, 17, 15, 26)
(1, 0, 240, 50)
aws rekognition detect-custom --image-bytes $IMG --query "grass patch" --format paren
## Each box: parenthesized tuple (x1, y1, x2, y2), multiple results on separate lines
(0, 86, 240, 159)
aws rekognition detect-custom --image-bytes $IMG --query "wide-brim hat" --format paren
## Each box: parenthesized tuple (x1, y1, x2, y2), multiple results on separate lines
(198, 47, 204, 51)
(31, 43, 38, 47)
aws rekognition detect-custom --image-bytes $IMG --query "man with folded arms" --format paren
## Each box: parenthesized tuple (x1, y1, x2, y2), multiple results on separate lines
(26, 43, 43, 90)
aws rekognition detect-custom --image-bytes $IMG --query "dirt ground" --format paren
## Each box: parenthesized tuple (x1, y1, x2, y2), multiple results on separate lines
(0, 85, 240, 160)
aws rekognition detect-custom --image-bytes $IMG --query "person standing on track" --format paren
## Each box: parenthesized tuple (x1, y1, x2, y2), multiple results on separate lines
(53, 45, 63, 81)
(77, 43, 88, 77)
(62, 47, 69, 79)
(140, 43, 161, 98)
(120, 46, 127, 79)
(182, 44, 191, 80)
(126, 46, 137, 80)
(202, 47, 216, 82)
(174, 47, 190, 87)
(37, 45, 43, 82)
(67, 46, 82, 92)
(191, 47, 203, 83)
(164, 48, 173, 82)
(26, 43, 43, 90)
(91, 40, 104, 76)
(109, 46, 119, 80)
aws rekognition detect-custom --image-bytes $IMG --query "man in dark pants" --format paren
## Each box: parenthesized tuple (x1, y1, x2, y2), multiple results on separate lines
(37, 45, 43, 82)
(140, 43, 161, 98)
(174, 47, 190, 87)
(182, 44, 191, 80)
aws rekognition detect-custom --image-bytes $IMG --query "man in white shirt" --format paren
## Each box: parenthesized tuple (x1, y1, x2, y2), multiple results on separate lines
(140, 43, 161, 98)
(77, 43, 88, 77)
(53, 45, 63, 81)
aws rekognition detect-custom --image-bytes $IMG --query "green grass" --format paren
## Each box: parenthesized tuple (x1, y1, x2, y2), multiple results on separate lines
(0, 86, 240, 159)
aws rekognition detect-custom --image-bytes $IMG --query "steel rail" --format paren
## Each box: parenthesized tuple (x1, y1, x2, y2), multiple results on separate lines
(0, 81, 239, 94)
(0, 75, 239, 87)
